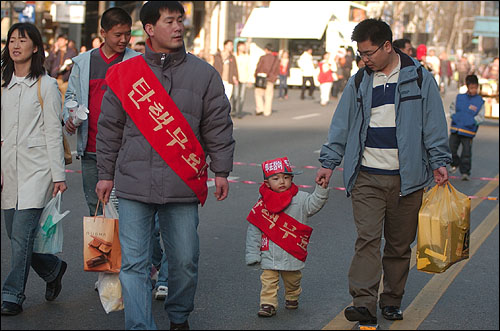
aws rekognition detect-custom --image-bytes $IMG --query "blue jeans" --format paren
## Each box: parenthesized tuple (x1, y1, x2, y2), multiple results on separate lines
(151, 215, 168, 288)
(2, 208, 63, 305)
(118, 198, 199, 329)
(278, 74, 288, 98)
(232, 82, 247, 117)
(81, 152, 102, 216)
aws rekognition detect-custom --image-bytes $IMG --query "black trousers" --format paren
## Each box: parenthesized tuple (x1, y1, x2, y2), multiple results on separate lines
(449, 132, 473, 175)
(301, 76, 315, 98)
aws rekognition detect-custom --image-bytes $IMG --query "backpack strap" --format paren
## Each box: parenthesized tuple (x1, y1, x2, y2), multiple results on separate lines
(416, 66, 423, 90)
(354, 67, 365, 92)
(37, 77, 44, 111)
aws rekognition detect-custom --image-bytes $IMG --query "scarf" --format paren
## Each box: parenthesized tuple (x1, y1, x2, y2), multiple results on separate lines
(259, 183, 299, 214)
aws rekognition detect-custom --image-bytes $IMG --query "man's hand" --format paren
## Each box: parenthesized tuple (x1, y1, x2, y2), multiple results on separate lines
(433, 166, 449, 186)
(64, 117, 76, 135)
(214, 176, 229, 201)
(316, 167, 333, 188)
(53, 181, 67, 197)
(96, 180, 114, 204)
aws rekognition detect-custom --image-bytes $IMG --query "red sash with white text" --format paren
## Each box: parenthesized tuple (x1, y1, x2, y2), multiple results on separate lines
(105, 56, 208, 205)
(247, 200, 313, 262)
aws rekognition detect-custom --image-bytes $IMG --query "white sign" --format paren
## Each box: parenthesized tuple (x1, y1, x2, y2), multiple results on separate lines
(50, 3, 85, 24)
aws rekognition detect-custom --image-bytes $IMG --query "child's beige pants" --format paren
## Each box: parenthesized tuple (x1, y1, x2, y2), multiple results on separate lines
(260, 269, 302, 308)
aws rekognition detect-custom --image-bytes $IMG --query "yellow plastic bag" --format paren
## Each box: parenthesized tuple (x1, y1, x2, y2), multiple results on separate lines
(416, 183, 470, 273)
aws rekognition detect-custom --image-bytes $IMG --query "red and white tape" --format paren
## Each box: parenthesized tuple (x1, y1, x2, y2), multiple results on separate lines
(65, 166, 498, 201)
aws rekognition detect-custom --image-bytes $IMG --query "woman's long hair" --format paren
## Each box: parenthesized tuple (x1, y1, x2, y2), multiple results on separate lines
(1, 23, 46, 87)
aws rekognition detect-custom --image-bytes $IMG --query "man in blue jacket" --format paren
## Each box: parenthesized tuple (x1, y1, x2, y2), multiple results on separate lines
(316, 19, 450, 325)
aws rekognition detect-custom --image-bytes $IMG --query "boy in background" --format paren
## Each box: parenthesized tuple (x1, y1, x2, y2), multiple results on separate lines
(449, 74, 485, 181)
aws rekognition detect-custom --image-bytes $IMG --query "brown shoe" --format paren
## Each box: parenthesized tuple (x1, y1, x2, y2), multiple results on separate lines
(285, 300, 299, 309)
(258, 304, 276, 317)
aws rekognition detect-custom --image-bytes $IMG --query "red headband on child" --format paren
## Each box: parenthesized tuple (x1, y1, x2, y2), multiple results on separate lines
(262, 157, 302, 179)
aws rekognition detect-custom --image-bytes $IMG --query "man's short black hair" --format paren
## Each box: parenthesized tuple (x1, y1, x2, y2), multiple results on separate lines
(351, 19, 392, 45)
(465, 74, 479, 86)
(101, 7, 132, 31)
(265, 43, 274, 52)
(393, 38, 410, 50)
(140, 1, 185, 30)
(224, 40, 233, 46)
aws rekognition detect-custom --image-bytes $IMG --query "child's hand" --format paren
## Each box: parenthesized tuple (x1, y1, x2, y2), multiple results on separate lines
(316, 168, 333, 188)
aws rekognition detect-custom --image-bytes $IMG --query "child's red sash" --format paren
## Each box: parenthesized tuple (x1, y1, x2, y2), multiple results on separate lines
(105, 56, 208, 205)
(247, 200, 313, 262)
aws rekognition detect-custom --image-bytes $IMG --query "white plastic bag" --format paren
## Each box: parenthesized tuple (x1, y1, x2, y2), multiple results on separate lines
(96, 201, 123, 313)
(33, 192, 70, 254)
(105, 199, 119, 219)
(97, 272, 124, 314)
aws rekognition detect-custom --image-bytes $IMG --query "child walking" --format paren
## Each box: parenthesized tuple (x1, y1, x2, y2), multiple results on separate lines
(449, 74, 485, 181)
(245, 157, 329, 317)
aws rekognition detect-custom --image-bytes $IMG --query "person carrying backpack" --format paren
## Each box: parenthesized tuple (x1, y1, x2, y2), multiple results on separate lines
(316, 18, 450, 328)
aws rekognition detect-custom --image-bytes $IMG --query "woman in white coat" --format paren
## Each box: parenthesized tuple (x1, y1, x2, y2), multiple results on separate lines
(1, 23, 68, 316)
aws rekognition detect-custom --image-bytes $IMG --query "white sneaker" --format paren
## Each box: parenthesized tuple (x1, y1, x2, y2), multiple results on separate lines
(154, 285, 168, 300)
(450, 166, 458, 174)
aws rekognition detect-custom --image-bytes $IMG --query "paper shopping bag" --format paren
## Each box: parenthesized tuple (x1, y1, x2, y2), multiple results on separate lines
(416, 183, 470, 273)
(83, 201, 121, 273)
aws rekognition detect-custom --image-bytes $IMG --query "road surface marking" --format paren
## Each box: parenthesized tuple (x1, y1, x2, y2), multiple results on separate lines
(207, 177, 239, 188)
(292, 113, 321, 120)
(390, 204, 499, 330)
(322, 175, 499, 330)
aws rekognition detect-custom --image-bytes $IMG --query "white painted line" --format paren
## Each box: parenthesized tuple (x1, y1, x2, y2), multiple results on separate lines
(292, 113, 321, 120)
(207, 176, 240, 188)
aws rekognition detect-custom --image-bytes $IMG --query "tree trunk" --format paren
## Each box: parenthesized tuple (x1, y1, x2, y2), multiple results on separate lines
(203, 2, 219, 62)
(446, 2, 462, 55)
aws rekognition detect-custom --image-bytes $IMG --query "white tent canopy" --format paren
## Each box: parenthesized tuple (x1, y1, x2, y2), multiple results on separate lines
(240, 2, 339, 40)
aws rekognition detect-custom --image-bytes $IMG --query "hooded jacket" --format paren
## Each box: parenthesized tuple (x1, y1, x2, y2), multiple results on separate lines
(319, 49, 451, 196)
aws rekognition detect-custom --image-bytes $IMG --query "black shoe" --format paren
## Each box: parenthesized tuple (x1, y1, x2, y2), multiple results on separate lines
(255, 112, 264, 116)
(170, 320, 189, 330)
(1, 302, 23, 316)
(381, 306, 403, 320)
(45, 261, 67, 301)
(344, 306, 377, 324)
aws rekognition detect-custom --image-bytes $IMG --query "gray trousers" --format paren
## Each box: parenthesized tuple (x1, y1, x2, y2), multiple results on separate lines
(349, 171, 423, 316)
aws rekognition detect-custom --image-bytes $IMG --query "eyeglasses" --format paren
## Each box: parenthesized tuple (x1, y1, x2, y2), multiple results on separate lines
(356, 41, 386, 60)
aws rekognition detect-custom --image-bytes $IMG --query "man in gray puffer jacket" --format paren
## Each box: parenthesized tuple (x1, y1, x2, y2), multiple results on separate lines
(95, 2, 235, 330)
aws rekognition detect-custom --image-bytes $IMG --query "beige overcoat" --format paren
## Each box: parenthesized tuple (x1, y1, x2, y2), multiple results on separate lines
(1, 74, 65, 210)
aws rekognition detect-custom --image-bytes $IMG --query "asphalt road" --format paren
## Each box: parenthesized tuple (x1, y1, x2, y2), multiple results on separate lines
(1, 82, 498, 330)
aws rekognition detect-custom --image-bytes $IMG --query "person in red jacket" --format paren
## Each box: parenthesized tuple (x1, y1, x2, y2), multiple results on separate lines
(318, 52, 334, 106)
